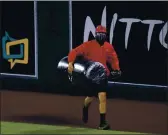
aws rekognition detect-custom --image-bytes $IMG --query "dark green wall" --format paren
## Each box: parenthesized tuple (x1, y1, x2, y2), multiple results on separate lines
(1, 1, 70, 93)
(0, 1, 167, 102)
(37, 2, 70, 92)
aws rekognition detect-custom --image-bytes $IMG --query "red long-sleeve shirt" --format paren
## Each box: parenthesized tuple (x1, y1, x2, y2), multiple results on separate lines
(68, 40, 120, 76)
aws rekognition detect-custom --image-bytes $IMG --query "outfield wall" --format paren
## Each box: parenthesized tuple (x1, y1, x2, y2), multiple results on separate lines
(0, 1, 167, 102)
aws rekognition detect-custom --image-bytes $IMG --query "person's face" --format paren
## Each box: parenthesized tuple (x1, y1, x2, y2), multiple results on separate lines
(95, 32, 106, 45)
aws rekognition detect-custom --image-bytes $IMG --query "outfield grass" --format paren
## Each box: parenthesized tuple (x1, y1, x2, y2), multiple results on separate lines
(1, 121, 147, 134)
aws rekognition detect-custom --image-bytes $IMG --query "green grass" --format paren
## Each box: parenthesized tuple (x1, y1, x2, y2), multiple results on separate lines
(1, 121, 147, 134)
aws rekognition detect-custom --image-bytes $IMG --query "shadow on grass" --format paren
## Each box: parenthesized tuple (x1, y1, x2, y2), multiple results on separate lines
(3, 115, 86, 128)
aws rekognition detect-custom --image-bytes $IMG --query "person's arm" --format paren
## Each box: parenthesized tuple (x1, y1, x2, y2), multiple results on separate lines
(68, 43, 87, 64)
(68, 43, 87, 75)
(106, 43, 120, 70)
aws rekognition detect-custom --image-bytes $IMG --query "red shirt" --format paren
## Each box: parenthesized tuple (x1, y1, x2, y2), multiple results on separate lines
(68, 40, 120, 76)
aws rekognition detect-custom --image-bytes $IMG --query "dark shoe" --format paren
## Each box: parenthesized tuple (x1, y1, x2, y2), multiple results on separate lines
(98, 122, 110, 130)
(82, 106, 88, 123)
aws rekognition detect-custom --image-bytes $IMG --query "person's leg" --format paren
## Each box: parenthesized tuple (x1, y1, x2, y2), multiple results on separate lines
(82, 96, 94, 123)
(82, 79, 96, 123)
(98, 92, 107, 122)
(98, 91, 110, 129)
(97, 80, 110, 130)
(84, 96, 94, 107)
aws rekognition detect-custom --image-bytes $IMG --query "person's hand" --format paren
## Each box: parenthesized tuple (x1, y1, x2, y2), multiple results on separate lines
(111, 70, 122, 79)
(68, 62, 74, 75)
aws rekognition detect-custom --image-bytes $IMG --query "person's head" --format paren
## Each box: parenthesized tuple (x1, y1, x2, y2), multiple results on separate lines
(95, 25, 107, 45)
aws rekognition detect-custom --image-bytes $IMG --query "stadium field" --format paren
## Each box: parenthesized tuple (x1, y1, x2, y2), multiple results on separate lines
(1, 121, 147, 134)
